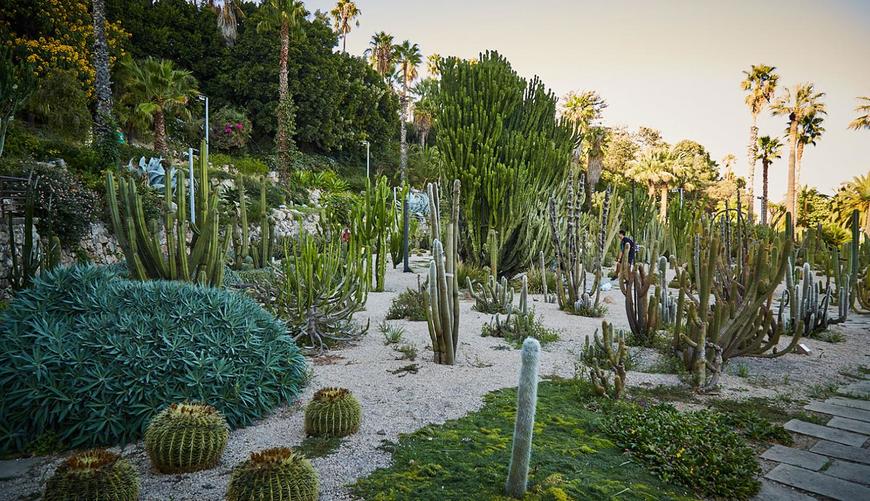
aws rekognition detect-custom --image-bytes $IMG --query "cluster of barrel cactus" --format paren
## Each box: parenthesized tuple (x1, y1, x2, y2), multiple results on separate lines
(422, 180, 462, 365)
(226, 447, 319, 501)
(44, 449, 140, 501)
(144, 402, 229, 474)
(304, 387, 362, 437)
(581, 321, 628, 400)
(468, 274, 513, 314)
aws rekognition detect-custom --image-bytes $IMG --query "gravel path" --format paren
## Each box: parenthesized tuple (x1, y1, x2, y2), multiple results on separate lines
(3, 256, 868, 500)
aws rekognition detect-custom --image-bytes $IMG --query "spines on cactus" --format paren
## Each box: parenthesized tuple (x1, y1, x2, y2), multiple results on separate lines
(468, 274, 513, 314)
(226, 447, 319, 501)
(44, 449, 140, 501)
(304, 387, 362, 437)
(582, 321, 627, 399)
(505, 337, 541, 499)
(144, 402, 229, 474)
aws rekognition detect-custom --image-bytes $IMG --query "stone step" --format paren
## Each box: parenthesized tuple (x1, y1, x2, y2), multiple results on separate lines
(826, 397, 870, 412)
(0, 457, 42, 481)
(761, 444, 829, 471)
(805, 401, 870, 423)
(765, 464, 870, 501)
(839, 381, 870, 398)
(784, 420, 869, 447)
(755, 479, 818, 501)
(827, 416, 870, 436)
(810, 440, 870, 465)
(825, 460, 870, 486)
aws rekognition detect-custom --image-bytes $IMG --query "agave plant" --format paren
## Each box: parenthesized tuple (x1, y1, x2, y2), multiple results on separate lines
(126, 156, 176, 190)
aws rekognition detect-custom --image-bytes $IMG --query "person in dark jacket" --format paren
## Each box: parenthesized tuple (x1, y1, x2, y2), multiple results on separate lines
(616, 229, 636, 276)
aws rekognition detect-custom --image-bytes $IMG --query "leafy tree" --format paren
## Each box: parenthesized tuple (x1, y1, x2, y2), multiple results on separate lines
(832, 173, 870, 235)
(560, 90, 607, 137)
(602, 127, 639, 186)
(741, 64, 778, 220)
(24, 68, 92, 141)
(797, 187, 833, 229)
(0, 47, 35, 158)
(118, 57, 200, 156)
(771, 83, 826, 219)
(627, 146, 678, 220)
(848, 96, 870, 130)
(670, 139, 718, 195)
(755, 135, 783, 225)
(330, 0, 361, 53)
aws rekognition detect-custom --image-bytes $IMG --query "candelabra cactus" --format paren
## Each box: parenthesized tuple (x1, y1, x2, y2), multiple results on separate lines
(226, 447, 318, 501)
(231, 175, 273, 270)
(582, 321, 627, 399)
(144, 402, 229, 474)
(44, 449, 140, 501)
(423, 180, 461, 365)
(106, 140, 227, 286)
(505, 337, 541, 499)
(304, 387, 362, 437)
(547, 174, 590, 311)
(468, 274, 513, 314)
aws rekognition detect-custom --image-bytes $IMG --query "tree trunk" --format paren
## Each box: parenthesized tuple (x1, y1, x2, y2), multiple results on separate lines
(796, 141, 805, 202)
(747, 118, 758, 221)
(342, 32, 347, 53)
(400, 90, 408, 184)
(659, 186, 668, 221)
(276, 19, 290, 173)
(92, 0, 117, 156)
(786, 114, 798, 220)
(153, 108, 168, 157)
(761, 161, 769, 226)
(0, 118, 10, 158)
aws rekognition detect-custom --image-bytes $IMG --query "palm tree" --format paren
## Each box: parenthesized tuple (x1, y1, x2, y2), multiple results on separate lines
(560, 90, 607, 136)
(586, 126, 608, 193)
(395, 40, 421, 184)
(848, 96, 870, 130)
(257, 0, 307, 174)
(216, 0, 245, 46)
(120, 57, 199, 156)
(721, 153, 737, 175)
(92, 0, 118, 161)
(795, 112, 825, 194)
(741, 64, 778, 221)
(627, 146, 678, 220)
(833, 173, 870, 235)
(771, 83, 826, 219)
(413, 106, 433, 148)
(426, 53, 442, 77)
(330, 0, 361, 53)
(755, 135, 783, 226)
(365, 32, 395, 81)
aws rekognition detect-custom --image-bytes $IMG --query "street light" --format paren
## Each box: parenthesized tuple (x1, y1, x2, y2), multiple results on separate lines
(184, 148, 198, 223)
(360, 140, 370, 180)
(198, 95, 209, 146)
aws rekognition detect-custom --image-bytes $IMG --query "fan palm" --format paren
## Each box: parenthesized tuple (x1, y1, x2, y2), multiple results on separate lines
(330, 0, 361, 53)
(627, 146, 678, 220)
(755, 135, 783, 226)
(848, 96, 870, 130)
(119, 57, 199, 156)
(560, 90, 607, 137)
(833, 173, 870, 235)
(365, 32, 395, 80)
(257, 0, 306, 174)
(395, 40, 421, 184)
(741, 64, 778, 221)
(795, 112, 824, 193)
(216, 0, 245, 46)
(771, 83, 826, 219)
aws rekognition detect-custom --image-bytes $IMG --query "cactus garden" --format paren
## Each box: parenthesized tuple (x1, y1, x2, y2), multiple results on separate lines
(1, 1, 869, 501)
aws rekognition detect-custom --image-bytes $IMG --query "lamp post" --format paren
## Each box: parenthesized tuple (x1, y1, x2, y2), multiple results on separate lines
(186, 148, 197, 224)
(361, 140, 370, 180)
(199, 95, 209, 146)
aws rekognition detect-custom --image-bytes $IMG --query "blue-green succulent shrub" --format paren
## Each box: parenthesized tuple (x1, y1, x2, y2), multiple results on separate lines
(0, 265, 307, 454)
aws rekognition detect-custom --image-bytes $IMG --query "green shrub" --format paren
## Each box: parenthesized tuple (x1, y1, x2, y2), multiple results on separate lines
(481, 310, 559, 348)
(385, 287, 428, 321)
(602, 403, 761, 499)
(210, 107, 253, 152)
(24, 68, 92, 142)
(211, 153, 269, 177)
(0, 265, 307, 454)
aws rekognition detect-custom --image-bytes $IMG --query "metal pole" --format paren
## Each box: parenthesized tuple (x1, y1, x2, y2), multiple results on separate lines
(204, 96, 209, 146)
(188, 148, 195, 224)
(366, 141, 370, 180)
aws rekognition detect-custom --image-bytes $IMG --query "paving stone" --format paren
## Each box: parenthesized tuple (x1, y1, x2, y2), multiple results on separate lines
(827, 416, 870, 436)
(765, 464, 870, 501)
(805, 401, 870, 423)
(761, 444, 829, 470)
(825, 460, 870, 486)
(826, 397, 870, 412)
(810, 440, 870, 465)
(755, 479, 817, 501)
(839, 381, 870, 398)
(0, 457, 41, 481)
(784, 419, 869, 447)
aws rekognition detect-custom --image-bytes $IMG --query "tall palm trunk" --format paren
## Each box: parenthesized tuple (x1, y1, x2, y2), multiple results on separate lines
(747, 119, 758, 220)
(92, 0, 116, 153)
(785, 114, 798, 220)
(796, 141, 805, 203)
(761, 160, 770, 225)
(153, 108, 168, 157)
(276, 19, 291, 172)
(342, 32, 347, 53)
(400, 87, 411, 272)
(659, 186, 668, 221)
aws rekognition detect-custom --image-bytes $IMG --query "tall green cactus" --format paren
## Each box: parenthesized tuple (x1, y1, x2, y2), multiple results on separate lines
(547, 173, 588, 311)
(582, 321, 627, 399)
(423, 180, 461, 365)
(7, 176, 40, 290)
(505, 337, 541, 499)
(106, 140, 227, 286)
(618, 239, 661, 346)
(231, 175, 273, 270)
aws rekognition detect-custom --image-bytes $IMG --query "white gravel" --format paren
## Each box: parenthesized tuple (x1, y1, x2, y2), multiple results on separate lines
(3, 255, 868, 501)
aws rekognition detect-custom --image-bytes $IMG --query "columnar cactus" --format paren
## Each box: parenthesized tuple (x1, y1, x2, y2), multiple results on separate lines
(547, 174, 587, 311)
(44, 449, 140, 501)
(226, 447, 318, 501)
(618, 240, 660, 346)
(231, 175, 273, 270)
(423, 180, 461, 365)
(583, 321, 627, 399)
(505, 338, 541, 499)
(304, 387, 362, 437)
(539, 251, 555, 303)
(468, 274, 513, 314)
(144, 402, 229, 473)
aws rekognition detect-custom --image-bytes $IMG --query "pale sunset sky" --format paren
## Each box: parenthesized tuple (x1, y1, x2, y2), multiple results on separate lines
(306, 0, 869, 203)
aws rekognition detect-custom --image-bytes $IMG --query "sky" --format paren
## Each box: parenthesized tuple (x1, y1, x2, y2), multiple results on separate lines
(306, 0, 869, 202)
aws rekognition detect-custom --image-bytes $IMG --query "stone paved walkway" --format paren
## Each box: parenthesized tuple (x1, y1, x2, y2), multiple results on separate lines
(756, 373, 870, 501)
